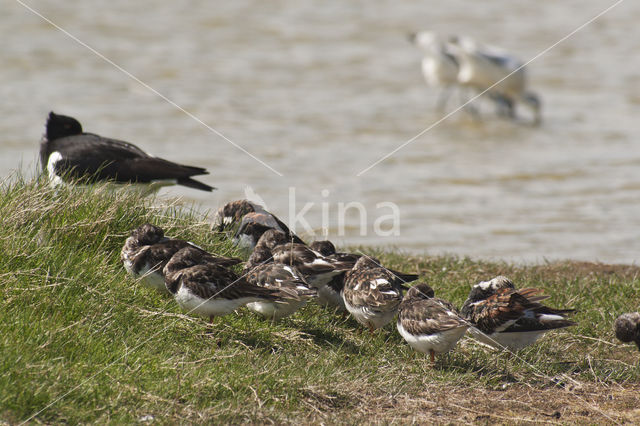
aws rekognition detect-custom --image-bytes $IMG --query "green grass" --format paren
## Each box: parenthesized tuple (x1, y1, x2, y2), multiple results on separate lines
(1, 176, 639, 424)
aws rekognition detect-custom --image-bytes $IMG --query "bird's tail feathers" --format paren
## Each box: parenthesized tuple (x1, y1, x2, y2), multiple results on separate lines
(177, 178, 216, 192)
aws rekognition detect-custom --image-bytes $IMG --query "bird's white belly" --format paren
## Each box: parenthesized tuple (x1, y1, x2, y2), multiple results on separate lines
(136, 263, 169, 294)
(174, 286, 249, 318)
(422, 57, 457, 86)
(397, 322, 468, 354)
(306, 271, 341, 289)
(468, 327, 544, 351)
(344, 300, 397, 330)
(246, 299, 307, 320)
(316, 286, 345, 311)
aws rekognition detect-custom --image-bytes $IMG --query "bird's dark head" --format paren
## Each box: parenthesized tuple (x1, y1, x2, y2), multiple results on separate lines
(405, 283, 435, 300)
(232, 221, 271, 252)
(162, 247, 199, 294)
(46, 112, 83, 141)
(309, 240, 336, 256)
(353, 255, 381, 270)
(130, 223, 166, 246)
(255, 229, 289, 250)
(233, 212, 280, 245)
(164, 246, 204, 274)
(213, 200, 260, 231)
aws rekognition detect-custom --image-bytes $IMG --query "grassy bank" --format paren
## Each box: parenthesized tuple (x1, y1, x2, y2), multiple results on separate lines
(1, 176, 639, 424)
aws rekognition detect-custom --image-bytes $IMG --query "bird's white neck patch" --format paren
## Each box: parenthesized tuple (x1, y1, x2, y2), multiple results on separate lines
(47, 151, 64, 186)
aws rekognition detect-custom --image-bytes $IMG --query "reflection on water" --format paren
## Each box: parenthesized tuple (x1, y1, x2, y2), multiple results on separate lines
(2, 0, 639, 263)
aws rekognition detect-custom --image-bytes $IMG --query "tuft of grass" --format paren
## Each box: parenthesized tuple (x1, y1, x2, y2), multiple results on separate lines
(1, 175, 639, 424)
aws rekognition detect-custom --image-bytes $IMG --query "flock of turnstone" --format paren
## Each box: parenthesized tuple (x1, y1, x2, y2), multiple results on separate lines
(118, 198, 603, 363)
(38, 112, 640, 361)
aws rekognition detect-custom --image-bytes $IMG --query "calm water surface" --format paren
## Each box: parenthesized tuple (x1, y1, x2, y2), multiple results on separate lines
(2, 0, 639, 263)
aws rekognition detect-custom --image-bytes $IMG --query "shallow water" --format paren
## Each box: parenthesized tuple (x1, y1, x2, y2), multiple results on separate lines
(2, 0, 639, 263)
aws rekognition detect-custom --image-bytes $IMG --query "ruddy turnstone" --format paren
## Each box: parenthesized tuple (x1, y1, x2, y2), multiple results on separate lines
(309, 241, 419, 311)
(460, 276, 576, 351)
(342, 256, 414, 333)
(270, 240, 353, 292)
(244, 263, 316, 320)
(163, 246, 287, 323)
(242, 232, 352, 307)
(309, 241, 351, 311)
(397, 283, 469, 363)
(121, 223, 242, 293)
(245, 229, 291, 269)
(614, 312, 640, 351)
(232, 212, 304, 252)
(308, 241, 419, 283)
(309, 240, 341, 257)
(40, 112, 215, 192)
(212, 199, 268, 231)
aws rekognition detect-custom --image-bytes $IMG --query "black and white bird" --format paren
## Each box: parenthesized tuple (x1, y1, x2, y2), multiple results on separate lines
(446, 37, 542, 124)
(163, 246, 288, 323)
(121, 223, 241, 294)
(342, 256, 415, 333)
(460, 276, 575, 351)
(40, 112, 215, 192)
(409, 31, 522, 119)
(397, 283, 469, 363)
(614, 312, 640, 351)
(309, 240, 419, 311)
(244, 263, 316, 320)
(232, 211, 304, 253)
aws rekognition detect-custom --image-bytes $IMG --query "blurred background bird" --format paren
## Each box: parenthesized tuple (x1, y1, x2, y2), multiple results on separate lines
(409, 31, 541, 124)
(447, 35, 542, 124)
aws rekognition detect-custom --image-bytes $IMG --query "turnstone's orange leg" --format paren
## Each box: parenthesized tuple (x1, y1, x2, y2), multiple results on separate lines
(430, 349, 435, 364)
(209, 315, 215, 324)
(368, 324, 375, 335)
